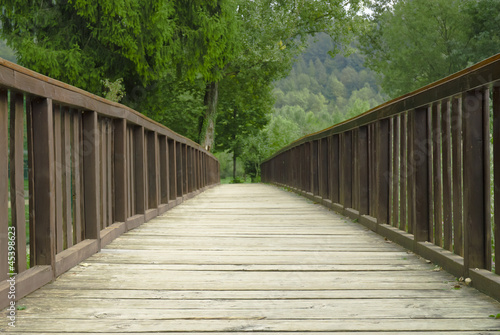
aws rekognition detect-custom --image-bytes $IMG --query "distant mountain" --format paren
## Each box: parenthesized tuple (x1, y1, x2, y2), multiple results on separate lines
(272, 33, 386, 136)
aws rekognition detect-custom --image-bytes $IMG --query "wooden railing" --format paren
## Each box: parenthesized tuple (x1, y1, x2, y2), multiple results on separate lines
(0, 59, 220, 309)
(262, 54, 500, 302)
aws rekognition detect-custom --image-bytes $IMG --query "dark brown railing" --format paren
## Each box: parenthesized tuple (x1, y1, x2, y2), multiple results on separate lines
(262, 54, 500, 302)
(0, 59, 220, 309)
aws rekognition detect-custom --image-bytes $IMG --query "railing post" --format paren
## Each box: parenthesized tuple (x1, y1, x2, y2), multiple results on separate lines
(147, 131, 158, 209)
(320, 137, 329, 199)
(493, 86, 500, 275)
(82, 110, 101, 248)
(311, 140, 318, 195)
(463, 89, 490, 273)
(330, 135, 340, 204)
(376, 119, 390, 225)
(176, 142, 183, 198)
(32, 98, 56, 268)
(10, 93, 27, 272)
(0, 90, 9, 279)
(159, 136, 169, 204)
(412, 107, 430, 243)
(168, 139, 176, 203)
(342, 132, 353, 209)
(113, 119, 127, 222)
(358, 126, 369, 215)
(133, 126, 146, 215)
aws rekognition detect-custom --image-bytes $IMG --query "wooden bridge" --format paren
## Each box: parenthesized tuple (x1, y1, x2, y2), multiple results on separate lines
(1, 55, 500, 333)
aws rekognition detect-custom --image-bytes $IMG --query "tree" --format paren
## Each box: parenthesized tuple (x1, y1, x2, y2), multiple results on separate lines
(1, 0, 176, 95)
(358, 0, 500, 98)
(197, 0, 362, 150)
(215, 68, 274, 181)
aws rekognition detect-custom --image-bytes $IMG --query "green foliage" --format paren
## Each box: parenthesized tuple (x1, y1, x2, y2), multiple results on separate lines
(273, 34, 385, 138)
(102, 78, 125, 103)
(1, 0, 176, 95)
(358, 0, 500, 98)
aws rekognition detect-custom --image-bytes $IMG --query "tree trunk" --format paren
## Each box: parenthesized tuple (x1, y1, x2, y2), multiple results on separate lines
(200, 81, 219, 151)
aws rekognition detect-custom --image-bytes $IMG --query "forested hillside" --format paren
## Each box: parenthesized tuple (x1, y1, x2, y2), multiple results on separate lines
(230, 35, 385, 182)
(273, 33, 385, 140)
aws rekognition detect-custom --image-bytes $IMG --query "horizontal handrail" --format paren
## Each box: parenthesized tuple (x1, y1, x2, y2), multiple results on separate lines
(261, 53, 500, 302)
(0, 58, 220, 309)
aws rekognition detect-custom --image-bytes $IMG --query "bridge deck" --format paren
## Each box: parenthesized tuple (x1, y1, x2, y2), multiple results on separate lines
(4, 184, 500, 334)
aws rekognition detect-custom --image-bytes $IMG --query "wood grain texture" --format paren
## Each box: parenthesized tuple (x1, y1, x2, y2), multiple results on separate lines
(0, 90, 8, 280)
(3, 184, 499, 334)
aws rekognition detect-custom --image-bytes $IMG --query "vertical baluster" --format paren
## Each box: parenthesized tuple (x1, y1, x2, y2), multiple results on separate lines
(463, 89, 489, 272)
(377, 119, 390, 225)
(0, 90, 7, 279)
(400, 113, 407, 232)
(442, 100, 453, 251)
(494, 86, 500, 275)
(413, 107, 431, 243)
(432, 103, 443, 246)
(113, 119, 127, 223)
(32, 98, 56, 268)
(62, 108, 72, 248)
(392, 117, 400, 227)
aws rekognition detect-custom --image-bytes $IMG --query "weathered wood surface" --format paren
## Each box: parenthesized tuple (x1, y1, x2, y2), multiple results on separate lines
(2, 184, 500, 334)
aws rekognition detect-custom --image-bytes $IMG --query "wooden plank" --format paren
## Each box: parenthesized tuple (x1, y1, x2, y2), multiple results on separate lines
(462, 90, 487, 272)
(0, 90, 8, 280)
(82, 110, 100, 243)
(53, 105, 63, 253)
(494, 86, 500, 275)
(432, 103, 443, 246)
(62, 108, 72, 249)
(31, 98, 56, 267)
(413, 107, 430, 243)
(441, 100, 453, 251)
(6, 184, 500, 334)
(451, 97, 463, 256)
(71, 111, 83, 244)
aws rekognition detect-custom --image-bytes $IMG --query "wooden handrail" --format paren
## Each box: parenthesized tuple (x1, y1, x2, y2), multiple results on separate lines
(261, 53, 500, 302)
(0, 58, 220, 309)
